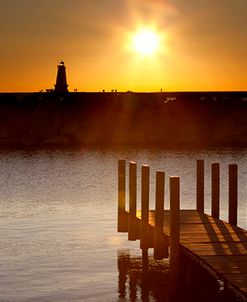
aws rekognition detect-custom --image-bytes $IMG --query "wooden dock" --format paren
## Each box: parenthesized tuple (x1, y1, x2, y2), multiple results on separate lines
(117, 160, 247, 301)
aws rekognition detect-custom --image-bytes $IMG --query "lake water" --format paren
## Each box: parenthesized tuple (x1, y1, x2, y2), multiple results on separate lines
(0, 148, 246, 301)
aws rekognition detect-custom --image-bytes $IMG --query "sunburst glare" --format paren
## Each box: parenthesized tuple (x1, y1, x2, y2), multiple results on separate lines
(130, 27, 164, 57)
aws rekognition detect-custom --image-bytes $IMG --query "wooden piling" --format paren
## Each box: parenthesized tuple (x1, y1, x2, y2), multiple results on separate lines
(118, 160, 128, 232)
(128, 162, 139, 240)
(211, 163, 220, 219)
(170, 176, 180, 276)
(196, 160, 204, 213)
(117, 159, 247, 299)
(154, 171, 167, 260)
(140, 165, 150, 250)
(228, 164, 238, 226)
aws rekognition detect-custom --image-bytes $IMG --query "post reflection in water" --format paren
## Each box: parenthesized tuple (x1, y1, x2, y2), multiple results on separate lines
(117, 250, 171, 302)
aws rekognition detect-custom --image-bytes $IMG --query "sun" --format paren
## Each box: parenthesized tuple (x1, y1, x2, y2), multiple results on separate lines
(132, 28, 161, 56)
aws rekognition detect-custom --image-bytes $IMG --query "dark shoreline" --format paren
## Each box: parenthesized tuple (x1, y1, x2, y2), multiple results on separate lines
(0, 91, 246, 149)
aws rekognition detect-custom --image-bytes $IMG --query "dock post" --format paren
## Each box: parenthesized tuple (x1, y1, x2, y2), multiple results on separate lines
(154, 171, 168, 260)
(140, 165, 150, 250)
(170, 176, 180, 277)
(196, 160, 204, 213)
(228, 164, 238, 226)
(128, 162, 139, 240)
(211, 163, 220, 219)
(118, 160, 128, 232)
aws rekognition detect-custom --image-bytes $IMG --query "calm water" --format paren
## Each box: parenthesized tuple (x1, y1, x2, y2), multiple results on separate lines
(0, 148, 246, 301)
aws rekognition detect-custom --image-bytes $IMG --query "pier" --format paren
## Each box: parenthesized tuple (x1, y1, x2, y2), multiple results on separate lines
(117, 159, 247, 301)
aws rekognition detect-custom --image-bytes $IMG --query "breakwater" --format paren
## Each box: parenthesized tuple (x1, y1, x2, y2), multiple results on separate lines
(0, 91, 246, 148)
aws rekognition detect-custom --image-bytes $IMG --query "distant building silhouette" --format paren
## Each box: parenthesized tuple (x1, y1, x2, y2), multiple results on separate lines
(55, 61, 68, 92)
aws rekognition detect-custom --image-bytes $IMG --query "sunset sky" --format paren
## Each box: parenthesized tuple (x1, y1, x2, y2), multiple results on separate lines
(1, 0, 247, 92)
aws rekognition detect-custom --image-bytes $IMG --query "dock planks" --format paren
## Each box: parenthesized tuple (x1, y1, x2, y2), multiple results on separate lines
(118, 159, 246, 299)
(136, 209, 247, 298)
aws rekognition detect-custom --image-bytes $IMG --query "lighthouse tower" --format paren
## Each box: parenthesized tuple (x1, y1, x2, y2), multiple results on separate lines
(54, 60, 68, 92)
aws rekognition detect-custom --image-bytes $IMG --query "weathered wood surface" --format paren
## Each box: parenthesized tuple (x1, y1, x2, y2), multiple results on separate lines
(136, 209, 247, 297)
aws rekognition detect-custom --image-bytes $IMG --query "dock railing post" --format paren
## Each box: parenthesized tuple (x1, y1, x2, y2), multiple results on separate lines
(196, 160, 204, 213)
(154, 171, 167, 260)
(128, 162, 139, 240)
(140, 165, 150, 251)
(118, 160, 128, 232)
(170, 176, 180, 277)
(228, 164, 238, 226)
(211, 163, 220, 219)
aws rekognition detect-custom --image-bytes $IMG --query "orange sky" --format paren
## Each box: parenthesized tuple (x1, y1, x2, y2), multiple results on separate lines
(0, 0, 247, 92)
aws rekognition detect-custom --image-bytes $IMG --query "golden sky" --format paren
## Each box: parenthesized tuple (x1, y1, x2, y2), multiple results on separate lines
(0, 0, 247, 92)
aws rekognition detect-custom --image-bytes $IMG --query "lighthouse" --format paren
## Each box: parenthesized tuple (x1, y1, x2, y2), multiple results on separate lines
(54, 60, 68, 92)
